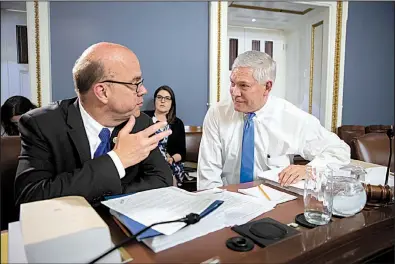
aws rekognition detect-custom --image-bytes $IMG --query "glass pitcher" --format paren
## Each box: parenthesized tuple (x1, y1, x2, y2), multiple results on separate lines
(328, 164, 367, 217)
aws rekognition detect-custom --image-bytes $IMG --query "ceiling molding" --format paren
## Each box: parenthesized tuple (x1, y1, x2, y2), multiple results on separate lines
(229, 3, 314, 15)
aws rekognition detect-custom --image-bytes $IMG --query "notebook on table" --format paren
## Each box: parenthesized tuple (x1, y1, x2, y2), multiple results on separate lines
(103, 190, 224, 241)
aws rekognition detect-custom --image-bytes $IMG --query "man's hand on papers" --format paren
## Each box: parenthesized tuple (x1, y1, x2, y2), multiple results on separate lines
(278, 165, 306, 187)
(113, 116, 172, 168)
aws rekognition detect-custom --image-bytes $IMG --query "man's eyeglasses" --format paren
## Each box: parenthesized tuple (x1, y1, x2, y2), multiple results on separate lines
(100, 79, 144, 94)
(156, 95, 172, 102)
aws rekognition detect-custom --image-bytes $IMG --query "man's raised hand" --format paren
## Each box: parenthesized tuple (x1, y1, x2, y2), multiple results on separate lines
(113, 116, 172, 168)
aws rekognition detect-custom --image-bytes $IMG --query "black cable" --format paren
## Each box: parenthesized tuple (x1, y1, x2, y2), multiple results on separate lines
(385, 128, 393, 186)
(88, 213, 201, 264)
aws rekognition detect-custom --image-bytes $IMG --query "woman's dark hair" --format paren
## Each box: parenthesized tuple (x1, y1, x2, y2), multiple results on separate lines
(1, 96, 37, 136)
(154, 85, 177, 124)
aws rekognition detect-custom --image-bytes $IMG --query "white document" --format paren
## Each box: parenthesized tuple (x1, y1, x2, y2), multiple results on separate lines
(141, 190, 274, 253)
(8, 221, 28, 263)
(363, 166, 394, 186)
(102, 187, 217, 235)
(259, 165, 395, 190)
(258, 168, 305, 191)
(238, 184, 297, 205)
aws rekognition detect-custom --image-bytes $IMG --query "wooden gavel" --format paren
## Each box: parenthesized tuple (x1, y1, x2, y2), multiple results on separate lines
(363, 183, 394, 204)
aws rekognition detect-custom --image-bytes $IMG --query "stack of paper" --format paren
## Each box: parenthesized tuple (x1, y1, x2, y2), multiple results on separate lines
(238, 184, 297, 205)
(258, 166, 395, 194)
(258, 168, 305, 195)
(102, 187, 218, 236)
(102, 187, 274, 253)
(141, 188, 274, 252)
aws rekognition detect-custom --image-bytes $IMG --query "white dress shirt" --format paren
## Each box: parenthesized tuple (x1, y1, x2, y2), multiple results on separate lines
(197, 95, 351, 190)
(79, 103, 126, 178)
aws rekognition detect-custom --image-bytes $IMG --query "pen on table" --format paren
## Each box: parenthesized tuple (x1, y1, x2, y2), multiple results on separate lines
(258, 184, 271, 201)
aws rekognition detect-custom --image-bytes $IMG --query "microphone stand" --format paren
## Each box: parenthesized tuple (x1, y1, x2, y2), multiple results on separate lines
(385, 127, 394, 186)
(88, 213, 201, 264)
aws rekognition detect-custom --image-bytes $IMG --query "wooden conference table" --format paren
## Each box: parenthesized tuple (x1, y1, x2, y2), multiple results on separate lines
(1, 161, 393, 263)
(104, 161, 394, 263)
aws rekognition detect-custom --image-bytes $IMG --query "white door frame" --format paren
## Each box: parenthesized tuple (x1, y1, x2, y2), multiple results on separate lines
(227, 26, 287, 101)
(209, 1, 348, 132)
(26, 0, 52, 107)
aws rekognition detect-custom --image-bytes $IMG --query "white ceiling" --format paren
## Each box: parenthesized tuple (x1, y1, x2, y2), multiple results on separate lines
(228, 2, 327, 30)
(0, 1, 26, 11)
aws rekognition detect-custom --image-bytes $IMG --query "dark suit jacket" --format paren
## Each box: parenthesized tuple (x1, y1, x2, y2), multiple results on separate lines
(143, 110, 186, 161)
(15, 98, 172, 206)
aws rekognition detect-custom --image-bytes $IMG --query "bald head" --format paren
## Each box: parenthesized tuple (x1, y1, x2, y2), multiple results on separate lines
(72, 42, 139, 94)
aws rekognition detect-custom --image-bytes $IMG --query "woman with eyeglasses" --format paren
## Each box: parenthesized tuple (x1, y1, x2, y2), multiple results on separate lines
(143, 85, 187, 187)
(1, 96, 37, 136)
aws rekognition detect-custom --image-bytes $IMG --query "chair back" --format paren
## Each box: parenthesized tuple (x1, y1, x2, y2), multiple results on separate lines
(351, 133, 394, 171)
(1, 136, 21, 230)
(185, 126, 202, 163)
(337, 125, 366, 147)
(365, 125, 392, 134)
(184, 126, 202, 133)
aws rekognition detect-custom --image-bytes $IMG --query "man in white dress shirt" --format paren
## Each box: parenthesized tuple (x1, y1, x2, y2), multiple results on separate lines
(197, 51, 350, 190)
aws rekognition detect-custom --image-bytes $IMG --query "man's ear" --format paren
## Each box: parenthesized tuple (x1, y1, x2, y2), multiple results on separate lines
(264, 81, 273, 94)
(92, 83, 109, 104)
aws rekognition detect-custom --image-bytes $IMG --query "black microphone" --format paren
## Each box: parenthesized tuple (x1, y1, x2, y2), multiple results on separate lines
(385, 127, 394, 186)
(88, 213, 201, 264)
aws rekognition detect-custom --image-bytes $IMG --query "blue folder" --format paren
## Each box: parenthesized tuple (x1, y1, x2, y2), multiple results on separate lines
(104, 193, 224, 240)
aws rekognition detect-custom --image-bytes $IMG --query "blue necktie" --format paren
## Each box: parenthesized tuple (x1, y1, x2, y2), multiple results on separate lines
(94, 128, 111, 158)
(240, 113, 255, 183)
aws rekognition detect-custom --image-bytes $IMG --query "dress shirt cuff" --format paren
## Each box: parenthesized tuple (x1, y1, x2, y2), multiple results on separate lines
(108, 151, 126, 179)
(307, 155, 331, 168)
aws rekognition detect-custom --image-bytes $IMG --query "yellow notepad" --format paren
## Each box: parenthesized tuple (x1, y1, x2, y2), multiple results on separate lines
(1, 232, 8, 264)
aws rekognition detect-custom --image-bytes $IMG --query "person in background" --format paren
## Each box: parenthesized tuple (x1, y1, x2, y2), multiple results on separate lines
(144, 85, 187, 186)
(1, 96, 37, 136)
(197, 50, 350, 190)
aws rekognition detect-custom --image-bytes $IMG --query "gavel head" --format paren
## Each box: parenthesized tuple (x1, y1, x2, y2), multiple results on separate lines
(363, 183, 394, 205)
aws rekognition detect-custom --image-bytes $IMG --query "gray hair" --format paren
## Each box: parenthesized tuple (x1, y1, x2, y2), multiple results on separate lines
(232, 50, 276, 85)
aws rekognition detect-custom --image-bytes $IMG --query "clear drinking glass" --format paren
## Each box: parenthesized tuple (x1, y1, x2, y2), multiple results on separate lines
(304, 165, 333, 225)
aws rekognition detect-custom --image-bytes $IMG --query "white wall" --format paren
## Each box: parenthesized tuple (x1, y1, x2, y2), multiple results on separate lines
(284, 29, 302, 106)
(1, 9, 30, 104)
(227, 26, 286, 100)
(284, 8, 329, 124)
(312, 24, 324, 122)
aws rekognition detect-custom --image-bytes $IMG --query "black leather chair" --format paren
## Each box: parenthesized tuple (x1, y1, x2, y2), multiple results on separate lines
(1, 136, 21, 230)
(185, 127, 202, 163)
(182, 126, 202, 192)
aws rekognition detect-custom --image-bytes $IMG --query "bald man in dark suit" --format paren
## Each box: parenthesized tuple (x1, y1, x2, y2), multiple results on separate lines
(15, 42, 173, 206)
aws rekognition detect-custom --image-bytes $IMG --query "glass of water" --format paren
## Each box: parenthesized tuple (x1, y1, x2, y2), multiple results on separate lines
(304, 165, 333, 225)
